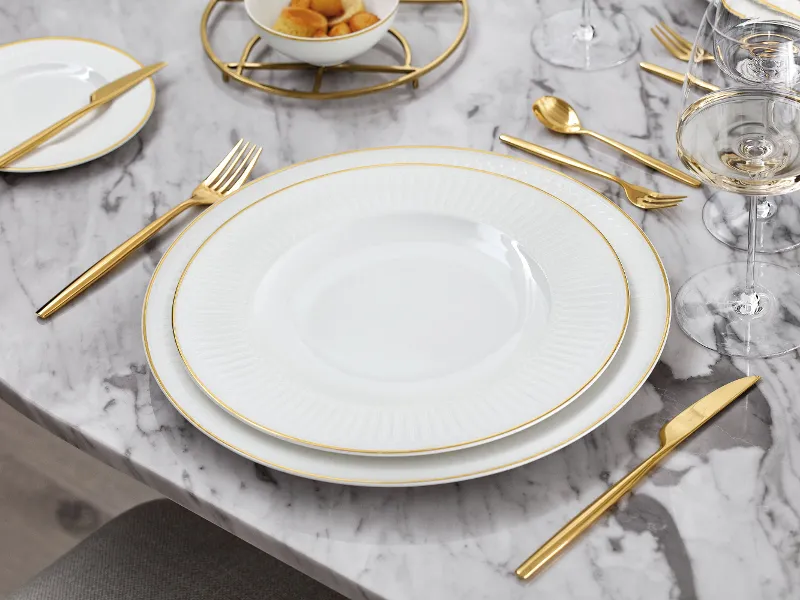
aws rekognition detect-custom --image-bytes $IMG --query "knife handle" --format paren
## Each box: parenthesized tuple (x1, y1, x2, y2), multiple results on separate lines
(515, 446, 670, 580)
(0, 101, 101, 168)
(639, 62, 719, 93)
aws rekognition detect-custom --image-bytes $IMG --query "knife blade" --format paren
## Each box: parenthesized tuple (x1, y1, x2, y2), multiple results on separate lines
(515, 375, 761, 581)
(90, 62, 166, 103)
(0, 62, 166, 168)
(659, 375, 760, 447)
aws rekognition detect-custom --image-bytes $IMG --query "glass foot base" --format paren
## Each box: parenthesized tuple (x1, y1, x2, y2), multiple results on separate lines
(703, 192, 800, 253)
(676, 261, 800, 357)
(531, 8, 640, 70)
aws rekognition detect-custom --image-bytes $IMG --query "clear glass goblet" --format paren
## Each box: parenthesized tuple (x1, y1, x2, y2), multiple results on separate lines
(531, 0, 640, 70)
(675, 1, 800, 357)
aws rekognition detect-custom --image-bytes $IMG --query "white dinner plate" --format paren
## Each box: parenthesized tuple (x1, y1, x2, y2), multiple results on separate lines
(721, 0, 800, 21)
(0, 37, 156, 172)
(143, 147, 669, 486)
(172, 164, 630, 455)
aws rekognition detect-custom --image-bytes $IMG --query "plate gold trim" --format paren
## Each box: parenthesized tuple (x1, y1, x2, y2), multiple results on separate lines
(753, 0, 800, 20)
(721, 0, 800, 20)
(721, 0, 748, 18)
(0, 36, 156, 173)
(142, 146, 669, 484)
(170, 162, 631, 455)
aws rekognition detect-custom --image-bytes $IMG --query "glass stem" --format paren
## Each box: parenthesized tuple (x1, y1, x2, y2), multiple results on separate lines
(732, 195, 764, 318)
(745, 195, 760, 296)
(575, 0, 595, 42)
(581, 0, 591, 28)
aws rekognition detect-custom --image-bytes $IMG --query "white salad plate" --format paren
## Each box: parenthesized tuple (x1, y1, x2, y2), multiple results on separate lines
(172, 163, 630, 455)
(0, 37, 155, 172)
(143, 146, 669, 486)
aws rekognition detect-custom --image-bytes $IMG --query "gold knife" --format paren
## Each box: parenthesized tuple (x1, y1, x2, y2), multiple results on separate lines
(516, 375, 761, 581)
(639, 62, 719, 93)
(0, 62, 166, 169)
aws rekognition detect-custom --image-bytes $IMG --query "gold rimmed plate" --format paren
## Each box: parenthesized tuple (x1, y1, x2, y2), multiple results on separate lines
(0, 37, 156, 172)
(171, 162, 630, 456)
(143, 147, 668, 485)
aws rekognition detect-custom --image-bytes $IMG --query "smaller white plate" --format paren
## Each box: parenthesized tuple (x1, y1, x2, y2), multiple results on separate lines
(172, 163, 630, 456)
(0, 37, 156, 172)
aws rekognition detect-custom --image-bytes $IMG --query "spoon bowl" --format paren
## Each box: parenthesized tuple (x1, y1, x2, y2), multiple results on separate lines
(533, 96, 583, 135)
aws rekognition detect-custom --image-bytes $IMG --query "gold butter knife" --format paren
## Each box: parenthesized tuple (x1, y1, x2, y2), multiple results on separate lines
(639, 62, 719, 93)
(0, 62, 166, 169)
(516, 375, 761, 581)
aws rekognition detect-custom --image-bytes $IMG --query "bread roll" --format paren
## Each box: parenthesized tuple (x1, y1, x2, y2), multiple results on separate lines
(310, 0, 343, 18)
(328, 0, 364, 25)
(290, 0, 311, 8)
(272, 7, 328, 37)
(328, 22, 352, 36)
(349, 11, 379, 31)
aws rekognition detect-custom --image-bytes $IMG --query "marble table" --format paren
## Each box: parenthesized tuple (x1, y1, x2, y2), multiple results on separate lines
(2, 0, 797, 598)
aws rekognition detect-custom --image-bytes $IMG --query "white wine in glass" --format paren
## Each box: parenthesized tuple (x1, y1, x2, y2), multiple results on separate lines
(676, 89, 800, 357)
(673, 2, 800, 358)
(698, 18, 800, 253)
(530, 0, 640, 70)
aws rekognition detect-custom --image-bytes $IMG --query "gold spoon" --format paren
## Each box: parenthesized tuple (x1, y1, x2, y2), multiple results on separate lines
(532, 96, 701, 187)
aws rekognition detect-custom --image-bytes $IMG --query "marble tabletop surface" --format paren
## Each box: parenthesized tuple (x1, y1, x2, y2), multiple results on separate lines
(2, 0, 799, 598)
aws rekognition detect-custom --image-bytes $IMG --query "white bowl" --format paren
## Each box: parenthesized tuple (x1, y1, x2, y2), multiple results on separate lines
(244, 0, 399, 67)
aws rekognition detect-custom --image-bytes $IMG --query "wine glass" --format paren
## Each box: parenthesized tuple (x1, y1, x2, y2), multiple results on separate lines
(531, 1, 640, 70)
(675, 0, 800, 357)
(702, 188, 800, 253)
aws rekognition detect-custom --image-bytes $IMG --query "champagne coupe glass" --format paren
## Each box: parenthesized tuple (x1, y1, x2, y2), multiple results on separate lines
(675, 0, 800, 357)
(531, 1, 640, 70)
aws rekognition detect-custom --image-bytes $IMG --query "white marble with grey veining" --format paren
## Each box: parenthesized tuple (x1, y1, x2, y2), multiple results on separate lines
(2, 0, 800, 598)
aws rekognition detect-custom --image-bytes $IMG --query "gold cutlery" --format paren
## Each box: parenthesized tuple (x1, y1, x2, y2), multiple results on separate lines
(651, 21, 715, 63)
(532, 96, 701, 188)
(499, 135, 686, 210)
(639, 62, 720, 93)
(516, 375, 761, 581)
(36, 139, 263, 319)
(0, 62, 167, 169)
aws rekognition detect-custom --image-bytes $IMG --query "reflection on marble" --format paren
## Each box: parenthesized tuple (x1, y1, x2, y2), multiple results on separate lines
(2, 0, 800, 598)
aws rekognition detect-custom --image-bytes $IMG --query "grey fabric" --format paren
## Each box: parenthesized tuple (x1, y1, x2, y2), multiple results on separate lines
(5, 499, 346, 600)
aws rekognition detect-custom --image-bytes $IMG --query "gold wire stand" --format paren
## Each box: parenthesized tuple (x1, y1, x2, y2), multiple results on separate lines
(200, 0, 469, 100)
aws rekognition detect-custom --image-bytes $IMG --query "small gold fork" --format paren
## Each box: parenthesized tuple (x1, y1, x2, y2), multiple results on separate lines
(37, 139, 263, 319)
(651, 21, 715, 63)
(499, 135, 686, 210)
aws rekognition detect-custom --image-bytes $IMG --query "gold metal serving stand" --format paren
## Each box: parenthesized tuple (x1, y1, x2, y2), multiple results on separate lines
(200, 0, 469, 100)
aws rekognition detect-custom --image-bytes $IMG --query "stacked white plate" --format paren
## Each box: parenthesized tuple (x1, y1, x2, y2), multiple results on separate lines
(143, 147, 670, 486)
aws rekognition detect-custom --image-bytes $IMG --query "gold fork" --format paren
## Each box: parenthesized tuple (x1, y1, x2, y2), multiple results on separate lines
(499, 135, 686, 210)
(36, 139, 263, 319)
(651, 21, 715, 63)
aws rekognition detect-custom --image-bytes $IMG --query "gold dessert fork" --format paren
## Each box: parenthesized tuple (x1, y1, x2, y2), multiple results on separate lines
(36, 139, 263, 319)
(499, 135, 686, 210)
(651, 21, 715, 63)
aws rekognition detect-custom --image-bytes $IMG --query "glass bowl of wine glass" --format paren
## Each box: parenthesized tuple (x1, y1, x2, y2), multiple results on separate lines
(675, 0, 800, 357)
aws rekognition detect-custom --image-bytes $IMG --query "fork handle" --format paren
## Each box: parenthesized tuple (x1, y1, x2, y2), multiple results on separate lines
(499, 135, 621, 185)
(36, 198, 199, 319)
(583, 129, 702, 187)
